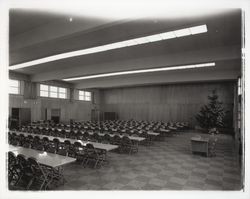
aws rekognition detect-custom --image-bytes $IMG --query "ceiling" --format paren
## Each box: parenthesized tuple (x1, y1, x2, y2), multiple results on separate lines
(9, 8, 242, 89)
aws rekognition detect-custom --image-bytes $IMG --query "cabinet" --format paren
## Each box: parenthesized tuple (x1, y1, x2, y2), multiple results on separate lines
(191, 137, 209, 157)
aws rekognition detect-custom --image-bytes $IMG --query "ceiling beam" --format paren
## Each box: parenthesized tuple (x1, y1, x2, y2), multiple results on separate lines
(30, 45, 241, 82)
(74, 63, 240, 89)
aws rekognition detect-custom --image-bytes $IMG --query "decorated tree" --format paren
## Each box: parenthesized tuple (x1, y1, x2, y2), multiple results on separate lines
(196, 90, 226, 130)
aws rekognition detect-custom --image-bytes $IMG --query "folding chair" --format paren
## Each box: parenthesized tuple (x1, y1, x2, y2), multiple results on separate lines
(27, 157, 54, 190)
(8, 152, 19, 185)
(84, 143, 105, 169)
(15, 154, 34, 189)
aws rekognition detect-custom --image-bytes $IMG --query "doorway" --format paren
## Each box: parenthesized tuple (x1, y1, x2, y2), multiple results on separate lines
(10, 108, 19, 129)
(10, 108, 31, 129)
(20, 108, 31, 125)
(51, 109, 61, 124)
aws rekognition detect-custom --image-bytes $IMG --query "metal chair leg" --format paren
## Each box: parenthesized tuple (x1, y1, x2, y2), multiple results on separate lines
(26, 177, 34, 190)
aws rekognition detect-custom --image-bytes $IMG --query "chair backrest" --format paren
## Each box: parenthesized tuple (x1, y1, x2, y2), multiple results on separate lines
(46, 145, 56, 153)
(34, 136, 40, 141)
(67, 145, 76, 158)
(22, 138, 31, 148)
(81, 136, 88, 141)
(28, 135, 34, 140)
(8, 133, 13, 143)
(12, 134, 20, 145)
(35, 144, 44, 151)
(114, 134, 121, 141)
(86, 143, 95, 150)
(42, 137, 49, 142)
(141, 131, 148, 138)
(122, 136, 131, 144)
(64, 140, 71, 146)
(61, 129, 66, 134)
(57, 147, 68, 156)
(27, 157, 44, 176)
(93, 132, 99, 138)
(84, 132, 89, 137)
(53, 138, 59, 143)
(65, 131, 71, 138)
(43, 129, 49, 135)
(69, 133, 76, 139)
(76, 131, 83, 139)
(17, 154, 28, 168)
(73, 141, 82, 148)
(104, 134, 111, 140)
(8, 151, 16, 165)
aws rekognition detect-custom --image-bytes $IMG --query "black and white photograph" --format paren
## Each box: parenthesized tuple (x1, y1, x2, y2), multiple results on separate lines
(0, 0, 249, 198)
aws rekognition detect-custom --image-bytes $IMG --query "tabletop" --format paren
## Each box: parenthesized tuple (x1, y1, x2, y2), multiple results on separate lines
(159, 129, 171, 133)
(97, 133, 145, 142)
(9, 145, 76, 168)
(191, 136, 209, 142)
(139, 131, 159, 136)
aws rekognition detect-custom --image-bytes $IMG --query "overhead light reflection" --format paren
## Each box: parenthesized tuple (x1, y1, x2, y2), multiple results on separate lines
(63, 62, 215, 81)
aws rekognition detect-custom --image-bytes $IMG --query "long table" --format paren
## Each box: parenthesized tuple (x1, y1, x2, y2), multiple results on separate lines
(129, 130, 160, 136)
(145, 132, 159, 136)
(10, 131, 119, 152)
(9, 145, 76, 168)
(90, 132, 145, 142)
(158, 128, 174, 136)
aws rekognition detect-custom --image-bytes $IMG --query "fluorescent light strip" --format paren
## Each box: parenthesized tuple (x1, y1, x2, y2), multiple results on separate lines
(63, 62, 215, 81)
(10, 24, 207, 70)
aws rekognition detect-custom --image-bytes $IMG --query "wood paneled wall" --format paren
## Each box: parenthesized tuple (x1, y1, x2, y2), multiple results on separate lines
(100, 82, 235, 126)
(9, 95, 94, 123)
(39, 98, 92, 122)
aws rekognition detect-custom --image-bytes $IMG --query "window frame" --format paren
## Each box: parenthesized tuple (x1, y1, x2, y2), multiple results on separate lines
(40, 84, 49, 97)
(9, 79, 20, 95)
(39, 84, 67, 99)
(78, 90, 91, 101)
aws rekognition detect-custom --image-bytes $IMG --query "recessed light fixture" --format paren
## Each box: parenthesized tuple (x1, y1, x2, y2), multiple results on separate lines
(63, 62, 215, 81)
(174, 28, 191, 37)
(160, 32, 176, 39)
(189, 25, 207, 34)
(9, 24, 208, 70)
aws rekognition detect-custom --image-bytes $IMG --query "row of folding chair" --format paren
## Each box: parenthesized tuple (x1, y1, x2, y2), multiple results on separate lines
(27, 119, 189, 135)
(24, 125, 154, 141)
(8, 151, 60, 190)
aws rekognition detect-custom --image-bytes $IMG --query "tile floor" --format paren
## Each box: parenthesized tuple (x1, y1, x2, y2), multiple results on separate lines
(56, 130, 242, 190)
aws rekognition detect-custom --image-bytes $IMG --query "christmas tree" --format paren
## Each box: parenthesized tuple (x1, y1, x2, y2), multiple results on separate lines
(196, 90, 226, 130)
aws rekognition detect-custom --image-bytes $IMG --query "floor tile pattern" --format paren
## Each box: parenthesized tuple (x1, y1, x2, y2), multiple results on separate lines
(56, 131, 242, 190)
